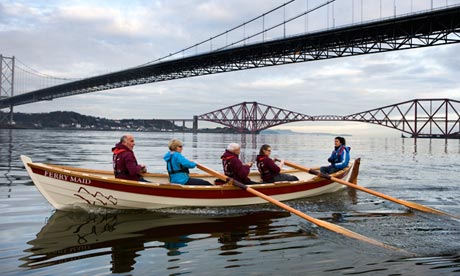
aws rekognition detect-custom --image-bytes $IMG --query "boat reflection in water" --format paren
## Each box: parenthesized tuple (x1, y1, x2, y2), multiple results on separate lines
(21, 209, 298, 273)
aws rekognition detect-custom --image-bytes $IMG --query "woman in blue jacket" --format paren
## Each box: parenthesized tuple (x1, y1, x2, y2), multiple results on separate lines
(320, 136, 350, 174)
(163, 139, 211, 185)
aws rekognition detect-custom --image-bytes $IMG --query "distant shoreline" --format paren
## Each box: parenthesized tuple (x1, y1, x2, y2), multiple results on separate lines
(0, 110, 351, 136)
(0, 123, 351, 136)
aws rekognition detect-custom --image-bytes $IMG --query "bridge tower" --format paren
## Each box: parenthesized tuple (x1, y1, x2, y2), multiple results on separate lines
(0, 55, 15, 126)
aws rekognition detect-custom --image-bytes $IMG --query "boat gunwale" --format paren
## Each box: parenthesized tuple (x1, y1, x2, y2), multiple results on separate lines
(51, 164, 302, 178)
(25, 161, 351, 192)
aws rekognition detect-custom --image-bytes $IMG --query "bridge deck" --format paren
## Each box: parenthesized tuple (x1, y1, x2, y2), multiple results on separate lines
(1, 5, 460, 109)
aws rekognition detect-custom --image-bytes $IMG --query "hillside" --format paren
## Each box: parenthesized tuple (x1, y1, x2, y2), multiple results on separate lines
(1, 111, 185, 132)
(0, 111, 241, 133)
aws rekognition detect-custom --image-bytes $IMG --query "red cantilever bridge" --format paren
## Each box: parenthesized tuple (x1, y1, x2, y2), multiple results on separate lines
(195, 99, 460, 138)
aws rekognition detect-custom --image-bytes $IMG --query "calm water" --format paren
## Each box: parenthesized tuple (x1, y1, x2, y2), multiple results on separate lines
(1, 129, 460, 275)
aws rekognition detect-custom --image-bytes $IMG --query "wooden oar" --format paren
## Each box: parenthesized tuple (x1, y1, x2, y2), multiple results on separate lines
(281, 160, 458, 219)
(195, 163, 411, 254)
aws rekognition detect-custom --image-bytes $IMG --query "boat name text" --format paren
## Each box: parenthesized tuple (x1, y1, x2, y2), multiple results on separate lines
(43, 171, 92, 185)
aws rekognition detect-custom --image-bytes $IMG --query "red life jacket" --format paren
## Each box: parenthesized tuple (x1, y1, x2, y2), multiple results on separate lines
(221, 155, 235, 178)
(256, 155, 270, 174)
(256, 155, 273, 182)
(112, 148, 127, 177)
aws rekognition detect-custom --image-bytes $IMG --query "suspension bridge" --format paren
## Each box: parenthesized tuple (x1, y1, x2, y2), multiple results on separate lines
(1, 1, 460, 137)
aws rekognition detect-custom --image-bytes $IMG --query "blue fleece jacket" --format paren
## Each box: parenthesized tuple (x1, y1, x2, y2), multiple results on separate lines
(327, 145, 351, 170)
(163, 151, 196, 184)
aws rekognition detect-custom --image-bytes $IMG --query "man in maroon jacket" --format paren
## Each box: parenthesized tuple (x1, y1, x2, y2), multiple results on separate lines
(112, 134, 148, 181)
(221, 143, 258, 184)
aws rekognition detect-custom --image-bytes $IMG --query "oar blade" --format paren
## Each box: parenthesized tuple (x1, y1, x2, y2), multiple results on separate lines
(397, 199, 459, 219)
(283, 160, 458, 219)
(332, 175, 459, 219)
(314, 218, 410, 254)
(244, 186, 410, 255)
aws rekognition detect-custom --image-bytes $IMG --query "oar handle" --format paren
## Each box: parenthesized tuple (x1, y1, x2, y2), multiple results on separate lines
(279, 159, 332, 180)
(195, 163, 247, 190)
(195, 163, 225, 180)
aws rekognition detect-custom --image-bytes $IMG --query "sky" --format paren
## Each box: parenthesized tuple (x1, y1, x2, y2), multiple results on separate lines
(1, 0, 460, 135)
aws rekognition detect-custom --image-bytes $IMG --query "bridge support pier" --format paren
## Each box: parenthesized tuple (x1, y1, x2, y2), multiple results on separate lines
(9, 105, 13, 125)
(193, 116, 198, 133)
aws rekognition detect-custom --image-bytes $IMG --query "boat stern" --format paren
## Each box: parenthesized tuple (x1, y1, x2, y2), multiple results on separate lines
(347, 158, 361, 185)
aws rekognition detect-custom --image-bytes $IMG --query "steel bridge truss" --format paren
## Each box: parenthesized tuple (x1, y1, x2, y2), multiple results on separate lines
(215, 5, 460, 71)
(1, 6, 460, 109)
(198, 102, 311, 133)
(343, 99, 460, 138)
(196, 99, 460, 137)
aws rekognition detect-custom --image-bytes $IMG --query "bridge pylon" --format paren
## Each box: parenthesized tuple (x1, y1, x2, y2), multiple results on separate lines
(0, 55, 15, 126)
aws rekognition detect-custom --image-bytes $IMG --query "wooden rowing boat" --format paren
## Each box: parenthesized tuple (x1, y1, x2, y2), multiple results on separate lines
(21, 155, 360, 211)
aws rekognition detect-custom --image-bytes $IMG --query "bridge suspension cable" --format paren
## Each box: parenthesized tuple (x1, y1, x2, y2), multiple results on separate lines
(13, 58, 78, 95)
(215, 0, 336, 52)
(138, 0, 335, 67)
(137, 0, 456, 68)
(15, 58, 76, 81)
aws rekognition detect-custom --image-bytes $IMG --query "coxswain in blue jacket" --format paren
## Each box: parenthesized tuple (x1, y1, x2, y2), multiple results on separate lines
(163, 139, 211, 185)
(320, 136, 351, 174)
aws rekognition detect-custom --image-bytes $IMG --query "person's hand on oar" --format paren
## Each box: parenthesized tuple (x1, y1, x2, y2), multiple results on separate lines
(195, 162, 413, 255)
(279, 159, 459, 219)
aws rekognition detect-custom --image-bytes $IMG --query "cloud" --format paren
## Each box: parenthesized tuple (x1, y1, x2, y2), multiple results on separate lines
(2, 0, 460, 136)
(237, 77, 305, 90)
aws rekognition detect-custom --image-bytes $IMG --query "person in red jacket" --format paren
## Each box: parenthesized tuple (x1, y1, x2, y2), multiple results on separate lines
(221, 143, 258, 184)
(112, 134, 148, 182)
(256, 144, 299, 183)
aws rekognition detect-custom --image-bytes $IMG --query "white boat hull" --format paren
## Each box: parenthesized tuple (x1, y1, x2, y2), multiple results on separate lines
(21, 155, 360, 211)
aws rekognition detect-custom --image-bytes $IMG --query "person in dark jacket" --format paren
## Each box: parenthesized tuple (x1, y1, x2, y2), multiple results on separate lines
(256, 144, 299, 183)
(320, 136, 351, 174)
(163, 139, 211, 185)
(221, 143, 258, 184)
(112, 134, 148, 182)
